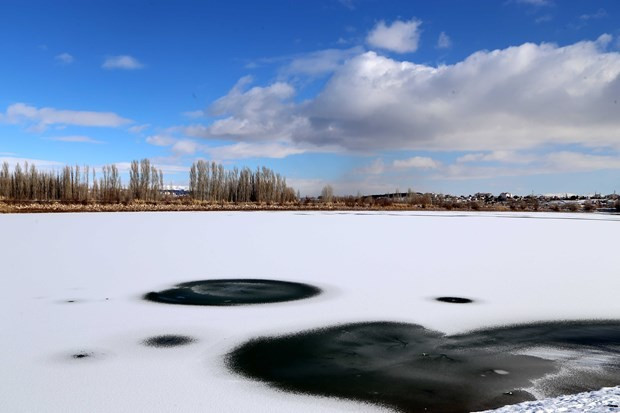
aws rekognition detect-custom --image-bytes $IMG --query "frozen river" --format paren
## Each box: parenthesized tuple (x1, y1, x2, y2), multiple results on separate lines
(1, 211, 619, 412)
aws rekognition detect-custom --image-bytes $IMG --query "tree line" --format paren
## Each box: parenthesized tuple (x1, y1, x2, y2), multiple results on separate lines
(0, 159, 296, 203)
(189, 160, 296, 203)
(0, 159, 162, 202)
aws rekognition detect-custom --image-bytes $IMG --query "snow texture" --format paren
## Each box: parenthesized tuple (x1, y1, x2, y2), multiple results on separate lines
(0, 211, 619, 412)
(480, 386, 620, 412)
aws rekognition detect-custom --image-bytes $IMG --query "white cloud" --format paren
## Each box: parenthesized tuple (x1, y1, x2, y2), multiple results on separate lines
(337, 0, 355, 10)
(185, 76, 305, 142)
(0, 156, 64, 169)
(513, 0, 552, 6)
(367, 19, 422, 53)
(102, 55, 144, 70)
(146, 134, 176, 146)
(183, 110, 204, 119)
(129, 124, 150, 134)
(115, 162, 189, 174)
(296, 36, 620, 152)
(596, 33, 613, 48)
(45, 135, 103, 144)
(433, 151, 620, 181)
(545, 151, 620, 172)
(393, 156, 440, 169)
(172, 140, 202, 155)
(456, 151, 534, 164)
(162, 35, 620, 170)
(580, 8, 607, 20)
(55, 53, 74, 64)
(358, 158, 385, 175)
(437, 32, 451, 49)
(535, 15, 553, 24)
(282, 46, 364, 77)
(285, 178, 325, 197)
(207, 142, 307, 160)
(1, 103, 131, 131)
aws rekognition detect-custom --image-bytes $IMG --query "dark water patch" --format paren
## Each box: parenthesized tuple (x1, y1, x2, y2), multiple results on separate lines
(227, 321, 620, 413)
(72, 352, 92, 359)
(142, 334, 195, 348)
(144, 279, 321, 306)
(59, 299, 82, 304)
(66, 350, 108, 361)
(436, 297, 473, 304)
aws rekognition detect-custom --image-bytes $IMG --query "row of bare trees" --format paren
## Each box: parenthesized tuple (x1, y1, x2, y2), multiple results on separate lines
(129, 159, 164, 201)
(0, 159, 297, 204)
(0, 161, 125, 202)
(0, 159, 162, 203)
(189, 161, 296, 203)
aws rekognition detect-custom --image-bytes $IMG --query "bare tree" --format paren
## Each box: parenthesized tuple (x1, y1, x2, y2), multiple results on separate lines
(321, 185, 334, 203)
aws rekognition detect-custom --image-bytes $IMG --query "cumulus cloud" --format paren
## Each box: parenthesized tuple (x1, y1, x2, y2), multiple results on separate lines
(296, 35, 620, 152)
(366, 19, 422, 53)
(185, 76, 306, 142)
(45, 135, 103, 144)
(152, 35, 620, 182)
(437, 32, 451, 49)
(102, 55, 144, 70)
(55, 53, 74, 64)
(184, 35, 620, 165)
(393, 156, 440, 169)
(1, 103, 131, 131)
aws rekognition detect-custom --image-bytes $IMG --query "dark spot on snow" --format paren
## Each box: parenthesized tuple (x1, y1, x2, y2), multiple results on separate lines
(436, 296, 473, 304)
(227, 320, 620, 413)
(142, 335, 195, 348)
(144, 279, 321, 306)
(71, 352, 92, 359)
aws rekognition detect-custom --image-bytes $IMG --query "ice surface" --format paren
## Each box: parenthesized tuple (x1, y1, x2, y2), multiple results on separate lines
(477, 386, 620, 412)
(1, 211, 619, 412)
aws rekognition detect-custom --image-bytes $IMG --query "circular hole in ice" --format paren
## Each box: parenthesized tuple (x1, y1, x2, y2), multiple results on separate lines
(436, 296, 474, 304)
(144, 279, 321, 306)
(72, 352, 92, 359)
(142, 335, 195, 348)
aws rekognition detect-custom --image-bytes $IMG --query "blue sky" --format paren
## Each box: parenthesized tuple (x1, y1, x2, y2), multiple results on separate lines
(1, 0, 620, 195)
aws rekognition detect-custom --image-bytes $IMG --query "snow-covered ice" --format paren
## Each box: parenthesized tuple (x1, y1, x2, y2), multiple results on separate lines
(478, 386, 620, 412)
(1, 211, 619, 412)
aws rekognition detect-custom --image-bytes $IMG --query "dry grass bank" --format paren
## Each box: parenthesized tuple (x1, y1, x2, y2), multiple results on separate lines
(0, 200, 554, 214)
